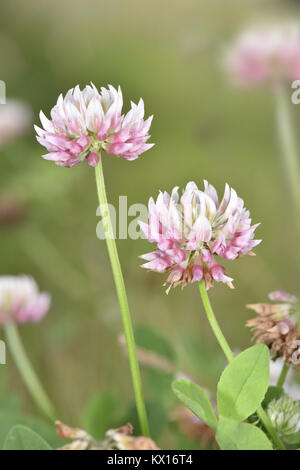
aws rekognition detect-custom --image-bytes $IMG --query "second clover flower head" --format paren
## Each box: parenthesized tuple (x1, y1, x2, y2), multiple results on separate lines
(224, 23, 300, 88)
(139, 181, 261, 292)
(0, 275, 50, 327)
(35, 83, 154, 167)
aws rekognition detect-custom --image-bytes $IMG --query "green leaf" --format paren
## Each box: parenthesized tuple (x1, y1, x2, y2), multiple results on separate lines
(217, 344, 270, 421)
(216, 417, 273, 450)
(0, 409, 61, 448)
(81, 390, 120, 439)
(3, 425, 52, 450)
(134, 324, 176, 364)
(172, 379, 217, 430)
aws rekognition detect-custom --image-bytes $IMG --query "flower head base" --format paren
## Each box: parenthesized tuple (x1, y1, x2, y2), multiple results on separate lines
(247, 291, 300, 367)
(224, 24, 300, 88)
(267, 396, 300, 436)
(35, 84, 154, 167)
(0, 275, 50, 327)
(139, 181, 261, 292)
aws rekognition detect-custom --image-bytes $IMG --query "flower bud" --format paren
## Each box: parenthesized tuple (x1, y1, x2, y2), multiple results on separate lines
(267, 396, 300, 435)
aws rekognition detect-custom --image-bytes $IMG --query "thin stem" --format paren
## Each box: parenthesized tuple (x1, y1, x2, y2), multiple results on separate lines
(277, 362, 290, 388)
(94, 154, 150, 437)
(198, 280, 285, 450)
(4, 323, 56, 421)
(275, 87, 300, 211)
(198, 281, 234, 363)
(256, 407, 285, 451)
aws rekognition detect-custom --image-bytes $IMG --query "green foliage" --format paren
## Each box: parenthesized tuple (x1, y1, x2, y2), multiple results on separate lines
(217, 345, 270, 421)
(172, 379, 217, 430)
(81, 390, 121, 440)
(134, 324, 177, 364)
(143, 368, 176, 409)
(216, 418, 273, 450)
(134, 324, 177, 412)
(181, 336, 226, 381)
(3, 425, 52, 450)
(171, 346, 274, 450)
(0, 401, 61, 449)
(126, 401, 167, 440)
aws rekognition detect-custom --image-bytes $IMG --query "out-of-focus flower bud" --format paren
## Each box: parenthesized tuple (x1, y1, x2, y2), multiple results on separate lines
(267, 396, 300, 436)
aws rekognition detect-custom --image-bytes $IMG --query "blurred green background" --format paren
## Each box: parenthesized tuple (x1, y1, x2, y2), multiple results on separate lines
(0, 0, 300, 448)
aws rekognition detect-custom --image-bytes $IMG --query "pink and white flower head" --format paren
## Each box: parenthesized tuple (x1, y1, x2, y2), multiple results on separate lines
(224, 24, 300, 88)
(35, 83, 154, 167)
(0, 275, 50, 326)
(139, 181, 261, 292)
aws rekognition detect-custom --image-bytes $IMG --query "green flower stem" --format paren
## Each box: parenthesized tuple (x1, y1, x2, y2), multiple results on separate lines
(198, 280, 285, 450)
(94, 154, 149, 437)
(277, 362, 290, 388)
(4, 322, 56, 421)
(275, 87, 300, 212)
(198, 280, 234, 363)
(255, 406, 285, 451)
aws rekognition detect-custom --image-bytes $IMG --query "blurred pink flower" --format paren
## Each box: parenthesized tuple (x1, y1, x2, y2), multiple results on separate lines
(0, 99, 32, 147)
(35, 84, 154, 167)
(224, 24, 300, 87)
(0, 275, 50, 326)
(139, 181, 261, 292)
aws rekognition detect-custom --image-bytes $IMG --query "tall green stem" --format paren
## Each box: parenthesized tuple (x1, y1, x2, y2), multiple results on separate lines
(4, 323, 56, 421)
(198, 280, 285, 450)
(198, 281, 234, 363)
(275, 87, 300, 212)
(94, 154, 149, 436)
(277, 362, 290, 388)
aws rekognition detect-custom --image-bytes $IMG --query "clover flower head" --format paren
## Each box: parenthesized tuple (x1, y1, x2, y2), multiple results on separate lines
(267, 396, 300, 436)
(35, 83, 154, 167)
(0, 275, 50, 326)
(224, 23, 300, 88)
(139, 181, 261, 292)
(247, 291, 300, 367)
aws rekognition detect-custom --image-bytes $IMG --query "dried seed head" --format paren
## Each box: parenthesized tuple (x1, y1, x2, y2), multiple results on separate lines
(55, 421, 159, 450)
(246, 291, 300, 368)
